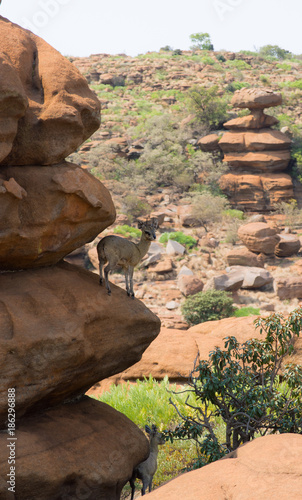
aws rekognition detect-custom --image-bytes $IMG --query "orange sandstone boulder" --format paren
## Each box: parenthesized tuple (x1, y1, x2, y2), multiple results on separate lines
(147, 434, 302, 500)
(226, 247, 264, 267)
(238, 222, 280, 254)
(0, 16, 101, 165)
(231, 87, 282, 109)
(0, 397, 149, 500)
(0, 262, 160, 426)
(224, 111, 279, 130)
(0, 162, 115, 270)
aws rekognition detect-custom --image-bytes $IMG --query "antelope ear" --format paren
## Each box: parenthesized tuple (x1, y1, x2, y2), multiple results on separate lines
(145, 425, 151, 434)
(137, 220, 144, 230)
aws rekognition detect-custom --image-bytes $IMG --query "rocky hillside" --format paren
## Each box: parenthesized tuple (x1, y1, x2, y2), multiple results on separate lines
(64, 49, 302, 331)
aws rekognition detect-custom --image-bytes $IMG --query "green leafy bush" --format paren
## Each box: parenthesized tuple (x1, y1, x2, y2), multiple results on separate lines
(226, 81, 250, 93)
(113, 225, 142, 239)
(226, 59, 251, 70)
(122, 194, 151, 221)
(233, 306, 260, 317)
(166, 309, 302, 467)
(159, 231, 197, 249)
(200, 56, 215, 65)
(188, 85, 230, 130)
(222, 209, 245, 220)
(181, 290, 235, 325)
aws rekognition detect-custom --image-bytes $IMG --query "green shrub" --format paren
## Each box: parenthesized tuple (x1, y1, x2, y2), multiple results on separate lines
(165, 309, 302, 467)
(190, 192, 230, 231)
(201, 56, 215, 65)
(227, 59, 251, 70)
(187, 85, 230, 130)
(260, 75, 271, 84)
(216, 54, 226, 62)
(113, 225, 142, 239)
(223, 209, 245, 220)
(181, 290, 235, 325)
(122, 194, 151, 221)
(159, 231, 197, 249)
(233, 307, 260, 317)
(281, 79, 302, 90)
(276, 62, 292, 71)
(226, 81, 250, 93)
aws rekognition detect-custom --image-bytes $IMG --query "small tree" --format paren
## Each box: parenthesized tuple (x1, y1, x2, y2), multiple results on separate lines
(181, 290, 235, 326)
(188, 85, 229, 130)
(259, 44, 292, 60)
(165, 309, 302, 467)
(190, 192, 229, 232)
(190, 32, 214, 51)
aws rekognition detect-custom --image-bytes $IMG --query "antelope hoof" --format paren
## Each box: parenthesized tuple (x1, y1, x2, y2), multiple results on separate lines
(107, 290, 111, 296)
(130, 293, 135, 299)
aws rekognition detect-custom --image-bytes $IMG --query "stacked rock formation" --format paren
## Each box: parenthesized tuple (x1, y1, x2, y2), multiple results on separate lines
(0, 17, 160, 500)
(218, 88, 294, 211)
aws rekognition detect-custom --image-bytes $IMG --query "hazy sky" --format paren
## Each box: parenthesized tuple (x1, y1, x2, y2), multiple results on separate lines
(1, 0, 301, 58)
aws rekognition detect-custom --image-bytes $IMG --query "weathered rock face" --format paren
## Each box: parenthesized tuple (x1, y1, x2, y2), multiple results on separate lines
(0, 162, 115, 269)
(219, 129, 291, 153)
(0, 16, 101, 165)
(275, 277, 302, 300)
(226, 247, 264, 267)
(0, 261, 160, 426)
(147, 434, 302, 500)
(219, 87, 293, 210)
(238, 222, 280, 254)
(275, 234, 301, 257)
(228, 266, 273, 289)
(177, 275, 204, 296)
(0, 397, 149, 500)
(204, 272, 244, 292)
(219, 173, 294, 211)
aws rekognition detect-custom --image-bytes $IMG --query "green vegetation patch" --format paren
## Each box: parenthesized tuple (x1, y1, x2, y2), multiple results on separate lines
(233, 307, 260, 317)
(181, 290, 235, 325)
(159, 231, 198, 249)
(113, 225, 141, 239)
